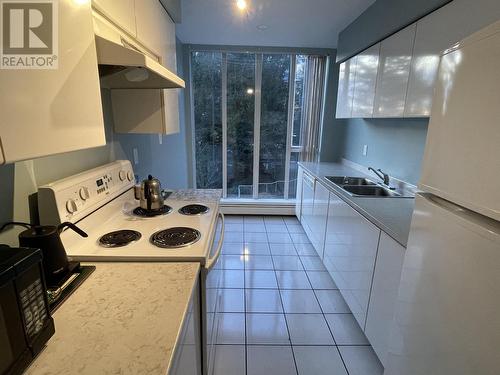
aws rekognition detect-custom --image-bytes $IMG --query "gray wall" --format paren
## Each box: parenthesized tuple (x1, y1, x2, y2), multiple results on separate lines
(338, 118, 429, 184)
(336, 0, 451, 62)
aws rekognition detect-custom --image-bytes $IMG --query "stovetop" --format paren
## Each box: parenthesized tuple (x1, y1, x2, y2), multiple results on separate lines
(60, 189, 219, 263)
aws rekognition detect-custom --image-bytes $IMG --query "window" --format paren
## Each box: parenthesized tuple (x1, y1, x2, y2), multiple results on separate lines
(259, 54, 291, 199)
(192, 52, 223, 189)
(226, 53, 255, 198)
(191, 50, 326, 200)
(292, 55, 307, 148)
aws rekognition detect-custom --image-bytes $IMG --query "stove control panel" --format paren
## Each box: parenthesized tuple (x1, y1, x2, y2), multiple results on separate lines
(38, 160, 135, 225)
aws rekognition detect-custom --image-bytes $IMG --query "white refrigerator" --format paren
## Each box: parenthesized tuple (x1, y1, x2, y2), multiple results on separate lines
(385, 21, 500, 375)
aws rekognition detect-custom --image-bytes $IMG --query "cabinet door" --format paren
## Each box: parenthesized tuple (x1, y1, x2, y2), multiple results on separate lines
(404, 0, 500, 117)
(170, 280, 202, 375)
(373, 24, 416, 117)
(351, 43, 380, 117)
(323, 192, 381, 328)
(92, 0, 136, 36)
(365, 232, 405, 366)
(335, 56, 357, 118)
(295, 166, 304, 219)
(134, 0, 180, 135)
(311, 182, 329, 258)
(0, 0, 105, 164)
(300, 173, 315, 243)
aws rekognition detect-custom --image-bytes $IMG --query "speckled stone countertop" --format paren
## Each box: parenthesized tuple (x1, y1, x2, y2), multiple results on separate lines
(25, 262, 200, 375)
(166, 189, 222, 202)
(299, 162, 415, 247)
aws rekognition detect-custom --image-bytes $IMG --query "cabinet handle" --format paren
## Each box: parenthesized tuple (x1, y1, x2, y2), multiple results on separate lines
(206, 212, 225, 271)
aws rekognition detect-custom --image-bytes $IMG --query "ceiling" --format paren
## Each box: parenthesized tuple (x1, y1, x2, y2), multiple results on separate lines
(176, 0, 376, 48)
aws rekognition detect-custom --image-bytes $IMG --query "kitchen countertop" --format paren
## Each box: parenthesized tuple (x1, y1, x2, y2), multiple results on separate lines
(299, 162, 416, 247)
(167, 189, 222, 202)
(25, 262, 200, 375)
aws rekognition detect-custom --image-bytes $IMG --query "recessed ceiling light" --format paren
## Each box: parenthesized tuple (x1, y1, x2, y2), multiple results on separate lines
(246, 88, 254, 95)
(256, 24, 268, 31)
(236, 0, 247, 11)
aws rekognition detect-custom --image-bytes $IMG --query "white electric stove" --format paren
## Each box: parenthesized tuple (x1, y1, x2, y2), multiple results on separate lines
(37, 160, 222, 265)
(37, 160, 224, 375)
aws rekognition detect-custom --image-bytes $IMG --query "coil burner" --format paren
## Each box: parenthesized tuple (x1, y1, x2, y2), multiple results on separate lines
(99, 230, 142, 248)
(150, 227, 201, 248)
(178, 204, 210, 216)
(132, 205, 173, 217)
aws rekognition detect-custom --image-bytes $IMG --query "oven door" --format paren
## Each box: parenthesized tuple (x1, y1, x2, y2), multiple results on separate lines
(201, 212, 224, 375)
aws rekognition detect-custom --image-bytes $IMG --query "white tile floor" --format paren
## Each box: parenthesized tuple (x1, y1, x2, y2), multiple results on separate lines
(213, 215, 383, 375)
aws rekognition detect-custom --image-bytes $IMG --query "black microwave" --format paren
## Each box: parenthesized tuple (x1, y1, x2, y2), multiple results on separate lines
(0, 246, 55, 375)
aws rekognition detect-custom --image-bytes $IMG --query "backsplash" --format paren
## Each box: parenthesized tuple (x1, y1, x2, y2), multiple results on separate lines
(338, 117, 429, 185)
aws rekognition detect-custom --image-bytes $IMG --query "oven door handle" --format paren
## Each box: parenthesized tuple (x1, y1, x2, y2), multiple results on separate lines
(206, 212, 225, 271)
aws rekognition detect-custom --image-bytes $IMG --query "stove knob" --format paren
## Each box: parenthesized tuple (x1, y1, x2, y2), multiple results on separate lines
(119, 170, 126, 181)
(127, 171, 134, 181)
(79, 187, 90, 201)
(66, 199, 77, 214)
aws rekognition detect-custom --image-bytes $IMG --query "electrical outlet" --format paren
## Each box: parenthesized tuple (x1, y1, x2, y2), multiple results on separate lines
(133, 148, 139, 165)
(362, 144, 368, 156)
(158, 134, 163, 145)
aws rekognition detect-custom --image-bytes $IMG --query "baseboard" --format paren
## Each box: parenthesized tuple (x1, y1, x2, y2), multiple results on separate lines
(220, 199, 296, 216)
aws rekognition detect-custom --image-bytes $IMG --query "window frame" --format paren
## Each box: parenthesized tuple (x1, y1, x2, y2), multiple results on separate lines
(188, 46, 331, 200)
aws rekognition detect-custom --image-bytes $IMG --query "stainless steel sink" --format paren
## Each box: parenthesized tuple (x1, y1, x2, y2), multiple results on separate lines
(341, 185, 401, 197)
(326, 176, 377, 186)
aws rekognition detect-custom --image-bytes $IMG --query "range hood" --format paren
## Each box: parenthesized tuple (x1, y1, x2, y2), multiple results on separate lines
(94, 24, 185, 90)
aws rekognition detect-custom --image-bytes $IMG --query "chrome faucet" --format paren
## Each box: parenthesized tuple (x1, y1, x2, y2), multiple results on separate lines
(368, 167, 390, 186)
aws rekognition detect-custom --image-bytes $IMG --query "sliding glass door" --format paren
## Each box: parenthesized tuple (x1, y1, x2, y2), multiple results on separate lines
(192, 51, 321, 200)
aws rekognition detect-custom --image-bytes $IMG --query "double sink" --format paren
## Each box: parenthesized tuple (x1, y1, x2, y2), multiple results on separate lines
(326, 176, 412, 198)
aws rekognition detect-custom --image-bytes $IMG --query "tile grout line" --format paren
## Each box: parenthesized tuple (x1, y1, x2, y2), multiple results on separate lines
(300, 245, 351, 375)
(223, 216, 367, 375)
(243, 224, 248, 375)
(272, 239, 301, 375)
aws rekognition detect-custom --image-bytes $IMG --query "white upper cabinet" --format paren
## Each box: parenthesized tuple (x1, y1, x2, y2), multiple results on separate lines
(104, 0, 181, 135)
(404, 0, 500, 117)
(0, 0, 105, 165)
(135, 0, 177, 68)
(365, 232, 405, 366)
(335, 56, 357, 118)
(373, 24, 416, 117)
(92, 0, 136, 36)
(351, 43, 380, 117)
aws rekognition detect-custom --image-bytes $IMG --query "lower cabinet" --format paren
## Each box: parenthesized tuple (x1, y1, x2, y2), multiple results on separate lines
(300, 172, 315, 243)
(295, 167, 304, 219)
(365, 232, 406, 367)
(323, 192, 381, 328)
(298, 172, 329, 258)
(169, 279, 202, 375)
(296, 170, 408, 366)
(310, 182, 329, 258)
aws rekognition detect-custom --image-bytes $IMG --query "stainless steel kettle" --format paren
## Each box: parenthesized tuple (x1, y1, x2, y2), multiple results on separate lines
(139, 175, 164, 211)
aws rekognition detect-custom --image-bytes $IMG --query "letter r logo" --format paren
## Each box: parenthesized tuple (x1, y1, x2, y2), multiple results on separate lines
(2, 1, 54, 54)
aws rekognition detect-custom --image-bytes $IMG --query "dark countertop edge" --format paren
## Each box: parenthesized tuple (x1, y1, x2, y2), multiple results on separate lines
(299, 162, 414, 247)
